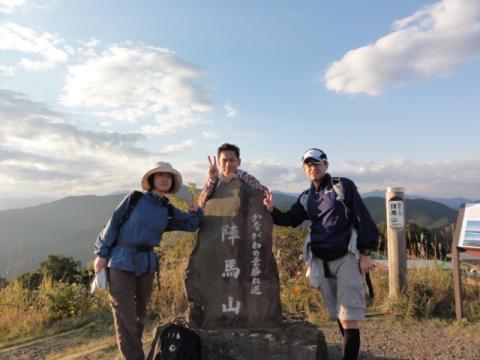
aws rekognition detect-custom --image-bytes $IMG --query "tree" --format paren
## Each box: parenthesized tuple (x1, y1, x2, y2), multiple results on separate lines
(38, 254, 82, 284)
(376, 223, 387, 253)
(406, 221, 433, 258)
(18, 271, 43, 290)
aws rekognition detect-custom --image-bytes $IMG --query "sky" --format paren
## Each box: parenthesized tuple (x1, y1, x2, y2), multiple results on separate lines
(0, 0, 479, 210)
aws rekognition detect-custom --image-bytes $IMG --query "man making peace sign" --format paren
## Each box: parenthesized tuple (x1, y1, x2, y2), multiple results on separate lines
(198, 143, 268, 208)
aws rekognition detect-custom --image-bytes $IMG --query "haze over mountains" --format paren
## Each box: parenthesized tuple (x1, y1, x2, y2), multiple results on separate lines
(362, 190, 478, 211)
(0, 188, 461, 279)
(1, 189, 477, 212)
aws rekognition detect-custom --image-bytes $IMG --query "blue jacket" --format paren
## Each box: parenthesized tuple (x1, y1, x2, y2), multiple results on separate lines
(272, 174, 378, 258)
(94, 191, 203, 274)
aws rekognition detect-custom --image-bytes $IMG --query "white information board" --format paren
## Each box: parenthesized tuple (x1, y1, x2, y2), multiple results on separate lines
(389, 200, 404, 228)
(458, 203, 480, 249)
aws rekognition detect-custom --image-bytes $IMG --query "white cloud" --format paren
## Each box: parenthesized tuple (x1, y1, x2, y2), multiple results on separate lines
(0, 65, 15, 76)
(183, 157, 480, 198)
(324, 0, 480, 95)
(76, 37, 101, 57)
(158, 139, 195, 155)
(242, 160, 304, 191)
(81, 38, 100, 49)
(61, 43, 212, 134)
(0, 89, 156, 198)
(178, 161, 209, 188)
(178, 159, 304, 194)
(202, 131, 219, 139)
(0, 0, 25, 13)
(3, 88, 477, 201)
(99, 121, 112, 128)
(224, 102, 238, 118)
(0, 22, 71, 71)
(330, 158, 480, 198)
(141, 113, 210, 135)
(91, 108, 148, 124)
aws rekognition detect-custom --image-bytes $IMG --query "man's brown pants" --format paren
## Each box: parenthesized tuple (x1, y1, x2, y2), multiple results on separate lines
(109, 268, 154, 360)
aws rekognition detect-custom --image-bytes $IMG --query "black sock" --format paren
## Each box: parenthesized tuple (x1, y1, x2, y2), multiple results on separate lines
(337, 319, 344, 337)
(343, 328, 360, 360)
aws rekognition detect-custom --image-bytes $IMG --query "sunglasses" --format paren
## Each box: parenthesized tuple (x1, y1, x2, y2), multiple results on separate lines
(303, 161, 326, 168)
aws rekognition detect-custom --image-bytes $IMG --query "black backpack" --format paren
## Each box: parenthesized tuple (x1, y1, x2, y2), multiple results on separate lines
(147, 318, 202, 360)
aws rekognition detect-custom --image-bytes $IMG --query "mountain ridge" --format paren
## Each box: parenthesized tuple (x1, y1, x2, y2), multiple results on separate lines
(0, 188, 458, 279)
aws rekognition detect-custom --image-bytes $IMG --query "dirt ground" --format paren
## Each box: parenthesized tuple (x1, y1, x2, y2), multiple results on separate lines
(320, 318, 480, 360)
(1, 318, 479, 359)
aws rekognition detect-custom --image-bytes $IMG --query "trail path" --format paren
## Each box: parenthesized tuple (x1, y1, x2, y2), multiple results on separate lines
(1, 319, 479, 359)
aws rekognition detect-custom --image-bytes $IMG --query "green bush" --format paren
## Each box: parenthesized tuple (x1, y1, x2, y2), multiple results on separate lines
(17, 255, 87, 291)
(39, 282, 92, 321)
(17, 271, 43, 290)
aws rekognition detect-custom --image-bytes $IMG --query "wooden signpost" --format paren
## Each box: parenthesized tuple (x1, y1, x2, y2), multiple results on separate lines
(386, 187, 407, 298)
(452, 203, 480, 321)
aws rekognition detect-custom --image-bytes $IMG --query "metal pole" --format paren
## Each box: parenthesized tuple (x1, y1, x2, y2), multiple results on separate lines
(386, 187, 407, 298)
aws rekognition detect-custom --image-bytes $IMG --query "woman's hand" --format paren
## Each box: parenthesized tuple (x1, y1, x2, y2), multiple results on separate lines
(263, 190, 274, 212)
(94, 256, 108, 274)
(187, 196, 199, 212)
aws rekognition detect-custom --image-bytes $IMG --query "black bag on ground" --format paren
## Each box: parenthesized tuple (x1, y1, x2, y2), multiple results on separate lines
(147, 318, 202, 360)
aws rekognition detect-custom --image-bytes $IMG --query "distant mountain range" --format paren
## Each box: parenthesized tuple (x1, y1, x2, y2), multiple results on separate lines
(0, 187, 459, 279)
(1, 189, 477, 211)
(280, 190, 478, 210)
(361, 190, 479, 210)
(362, 197, 457, 229)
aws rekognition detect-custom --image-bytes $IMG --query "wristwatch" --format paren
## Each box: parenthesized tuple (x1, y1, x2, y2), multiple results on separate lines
(360, 249, 371, 256)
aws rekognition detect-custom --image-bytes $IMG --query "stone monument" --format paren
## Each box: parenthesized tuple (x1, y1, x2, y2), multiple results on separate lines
(183, 178, 329, 359)
(185, 178, 282, 329)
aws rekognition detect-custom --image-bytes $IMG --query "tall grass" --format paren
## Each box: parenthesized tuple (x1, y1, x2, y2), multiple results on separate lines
(2, 213, 479, 346)
(148, 232, 195, 319)
(0, 273, 108, 345)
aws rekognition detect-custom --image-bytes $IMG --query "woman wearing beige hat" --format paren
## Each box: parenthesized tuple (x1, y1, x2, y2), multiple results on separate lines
(93, 162, 203, 360)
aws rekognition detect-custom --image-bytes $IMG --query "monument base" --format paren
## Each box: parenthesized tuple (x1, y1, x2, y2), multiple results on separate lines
(150, 313, 329, 360)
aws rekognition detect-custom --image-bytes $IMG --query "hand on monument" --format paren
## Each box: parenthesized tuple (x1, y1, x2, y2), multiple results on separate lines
(223, 172, 238, 184)
(187, 196, 199, 212)
(207, 155, 219, 179)
(263, 190, 274, 212)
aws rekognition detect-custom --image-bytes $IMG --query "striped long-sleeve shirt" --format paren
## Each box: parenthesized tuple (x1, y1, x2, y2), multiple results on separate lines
(198, 169, 268, 208)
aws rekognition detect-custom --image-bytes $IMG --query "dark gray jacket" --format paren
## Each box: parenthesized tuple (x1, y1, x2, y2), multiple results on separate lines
(272, 173, 378, 259)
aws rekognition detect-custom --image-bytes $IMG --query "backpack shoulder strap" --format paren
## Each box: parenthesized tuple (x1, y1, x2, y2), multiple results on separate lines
(119, 191, 143, 228)
(110, 191, 143, 251)
(331, 177, 350, 216)
(300, 179, 351, 219)
(167, 203, 174, 220)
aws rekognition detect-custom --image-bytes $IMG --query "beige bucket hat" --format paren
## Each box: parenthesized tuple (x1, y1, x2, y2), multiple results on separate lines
(141, 161, 183, 193)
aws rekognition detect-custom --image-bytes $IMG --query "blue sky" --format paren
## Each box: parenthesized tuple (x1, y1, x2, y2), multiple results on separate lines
(1, 0, 479, 209)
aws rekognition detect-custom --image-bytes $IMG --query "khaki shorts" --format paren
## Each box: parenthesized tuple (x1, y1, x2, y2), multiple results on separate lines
(317, 253, 366, 321)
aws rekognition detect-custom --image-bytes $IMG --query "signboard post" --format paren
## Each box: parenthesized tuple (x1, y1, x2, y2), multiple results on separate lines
(452, 203, 480, 321)
(386, 187, 407, 298)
